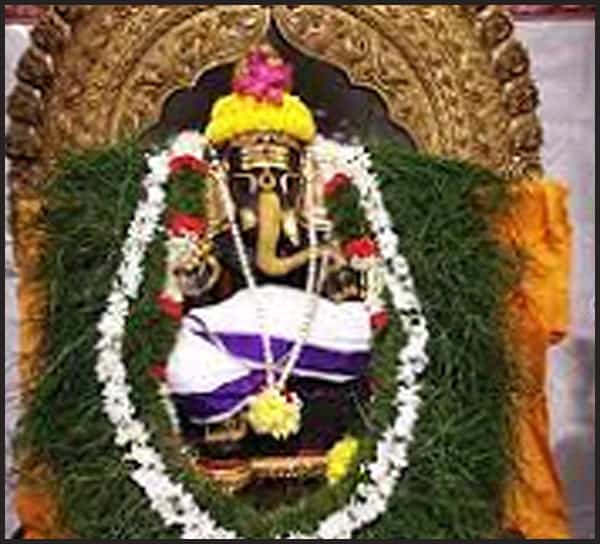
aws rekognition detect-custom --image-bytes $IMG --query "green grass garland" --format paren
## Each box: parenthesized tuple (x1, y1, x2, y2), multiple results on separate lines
(16, 139, 518, 539)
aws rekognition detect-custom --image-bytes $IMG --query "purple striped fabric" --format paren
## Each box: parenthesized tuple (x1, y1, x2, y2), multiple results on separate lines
(172, 318, 372, 423)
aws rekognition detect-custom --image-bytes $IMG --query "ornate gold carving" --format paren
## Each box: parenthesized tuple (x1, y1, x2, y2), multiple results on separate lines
(7, 5, 544, 201)
(8, 82, 44, 126)
(52, 5, 94, 24)
(6, 121, 43, 159)
(15, 45, 54, 91)
(234, 132, 301, 170)
(478, 7, 514, 48)
(272, 4, 543, 178)
(462, 5, 490, 16)
(510, 113, 544, 154)
(251, 454, 327, 481)
(504, 76, 539, 117)
(30, 10, 70, 54)
(106, 6, 271, 140)
(493, 38, 531, 83)
(195, 459, 254, 495)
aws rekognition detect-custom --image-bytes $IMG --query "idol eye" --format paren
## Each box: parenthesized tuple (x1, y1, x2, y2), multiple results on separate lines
(230, 173, 257, 194)
(231, 174, 252, 184)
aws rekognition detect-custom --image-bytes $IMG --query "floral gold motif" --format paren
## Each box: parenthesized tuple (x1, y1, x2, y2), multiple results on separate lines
(8, 5, 544, 202)
(478, 8, 514, 48)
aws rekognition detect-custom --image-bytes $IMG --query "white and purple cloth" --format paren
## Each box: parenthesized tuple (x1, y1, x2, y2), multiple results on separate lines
(167, 285, 372, 424)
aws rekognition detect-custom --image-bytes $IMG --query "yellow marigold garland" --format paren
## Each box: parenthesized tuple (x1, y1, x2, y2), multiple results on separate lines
(205, 93, 316, 145)
(326, 436, 360, 486)
(246, 387, 303, 441)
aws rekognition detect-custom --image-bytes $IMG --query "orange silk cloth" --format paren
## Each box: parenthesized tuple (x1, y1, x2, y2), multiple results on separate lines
(498, 180, 572, 539)
(14, 180, 572, 539)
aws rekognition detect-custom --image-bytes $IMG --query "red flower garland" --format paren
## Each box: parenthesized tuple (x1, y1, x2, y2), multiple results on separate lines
(167, 212, 207, 237)
(343, 237, 378, 259)
(168, 154, 209, 176)
(149, 362, 168, 382)
(370, 311, 390, 332)
(156, 294, 183, 321)
(324, 172, 352, 198)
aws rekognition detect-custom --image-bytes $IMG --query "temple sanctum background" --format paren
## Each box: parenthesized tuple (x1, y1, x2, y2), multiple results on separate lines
(4, 5, 595, 539)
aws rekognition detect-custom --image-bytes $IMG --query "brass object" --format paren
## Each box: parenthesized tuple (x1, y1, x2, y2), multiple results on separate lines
(250, 454, 327, 481)
(240, 145, 292, 171)
(175, 255, 222, 299)
(255, 190, 315, 277)
(239, 206, 258, 231)
(231, 132, 302, 173)
(203, 417, 249, 445)
(214, 127, 314, 277)
(256, 170, 278, 193)
(195, 459, 254, 495)
(281, 208, 300, 247)
(196, 454, 328, 494)
(231, 131, 303, 153)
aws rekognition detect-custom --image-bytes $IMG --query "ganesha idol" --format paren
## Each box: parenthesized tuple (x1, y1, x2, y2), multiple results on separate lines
(159, 45, 383, 488)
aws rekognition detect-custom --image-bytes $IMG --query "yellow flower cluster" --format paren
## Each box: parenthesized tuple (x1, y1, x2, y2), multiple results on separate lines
(246, 387, 302, 441)
(205, 93, 317, 145)
(326, 436, 360, 486)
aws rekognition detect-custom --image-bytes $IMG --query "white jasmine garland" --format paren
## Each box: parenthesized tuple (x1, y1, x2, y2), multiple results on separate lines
(158, 383, 181, 434)
(94, 133, 430, 539)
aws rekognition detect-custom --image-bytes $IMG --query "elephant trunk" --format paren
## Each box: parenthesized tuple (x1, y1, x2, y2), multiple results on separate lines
(255, 190, 313, 277)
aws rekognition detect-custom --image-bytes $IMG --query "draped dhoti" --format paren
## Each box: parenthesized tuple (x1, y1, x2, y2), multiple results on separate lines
(167, 285, 373, 425)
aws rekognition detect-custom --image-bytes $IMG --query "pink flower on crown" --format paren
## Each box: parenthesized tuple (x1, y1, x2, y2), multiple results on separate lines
(232, 48, 293, 105)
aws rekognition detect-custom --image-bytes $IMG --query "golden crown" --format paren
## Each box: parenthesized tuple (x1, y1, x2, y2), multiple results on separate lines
(228, 132, 302, 170)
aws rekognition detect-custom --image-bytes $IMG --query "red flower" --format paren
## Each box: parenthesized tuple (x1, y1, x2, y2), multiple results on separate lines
(167, 212, 207, 237)
(156, 293, 183, 321)
(343, 237, 378, 259)
(324, 172, 352, 198)
(149, 362, 167, 382)
(370, 311, 389, 332)
(168, 154, 209, 176)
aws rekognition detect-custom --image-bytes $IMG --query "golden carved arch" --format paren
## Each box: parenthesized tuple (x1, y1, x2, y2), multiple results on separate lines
(7, 4, 543, 383)
(272, 5, 542, 177)
(8, 5, 543, 188)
